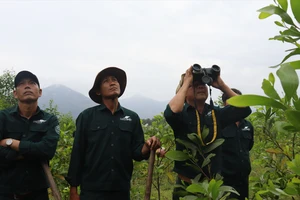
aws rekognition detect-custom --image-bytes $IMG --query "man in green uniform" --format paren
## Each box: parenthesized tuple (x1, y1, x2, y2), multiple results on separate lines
(0, 70, 60, 200)
(164, 66, 252, 200)
(221, 88, 254, 200)
(67, 67, 161, 200)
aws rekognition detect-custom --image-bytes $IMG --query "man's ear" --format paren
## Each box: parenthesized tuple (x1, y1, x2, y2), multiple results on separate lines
(13, 89, 17, 99)
(39, 88, 42, 97)
(96, 88, 101, 96)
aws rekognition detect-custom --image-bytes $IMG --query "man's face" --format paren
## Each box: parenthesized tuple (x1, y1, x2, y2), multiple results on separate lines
(99, 75, 121, 100)
(186, 81, 208, 102)
(13, 78, 42, 103)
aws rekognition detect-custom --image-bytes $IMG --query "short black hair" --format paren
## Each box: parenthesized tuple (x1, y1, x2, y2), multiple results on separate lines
(221, 88, 242, 103)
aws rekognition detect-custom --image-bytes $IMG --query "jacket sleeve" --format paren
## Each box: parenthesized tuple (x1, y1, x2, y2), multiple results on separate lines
(0, 112, 18, 165)
(163, 104, 184, 131)
(219, 106, 252, 128)
(18, 115, 60, 160)
(66, 113, 86, 187)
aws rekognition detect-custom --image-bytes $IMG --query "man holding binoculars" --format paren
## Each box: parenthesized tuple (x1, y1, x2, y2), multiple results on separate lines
(164, 64, 252, 200)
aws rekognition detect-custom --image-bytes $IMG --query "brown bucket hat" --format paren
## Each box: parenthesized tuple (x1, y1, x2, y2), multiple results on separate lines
(89, 67, 127, 104)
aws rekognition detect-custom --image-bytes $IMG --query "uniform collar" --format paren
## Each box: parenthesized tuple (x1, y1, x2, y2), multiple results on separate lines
(185, 102, 210, 113)
(9, 105, 43, 117)
(97, 103, 124, 114)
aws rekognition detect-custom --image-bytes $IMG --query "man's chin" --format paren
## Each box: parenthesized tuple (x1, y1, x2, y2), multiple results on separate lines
(19, 98, 38, 104)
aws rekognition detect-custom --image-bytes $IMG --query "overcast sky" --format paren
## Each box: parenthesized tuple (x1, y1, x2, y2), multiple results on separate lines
(0, 0, 295, 102)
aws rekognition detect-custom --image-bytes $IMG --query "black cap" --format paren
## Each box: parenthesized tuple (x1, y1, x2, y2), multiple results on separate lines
(14, 70, 40, 88)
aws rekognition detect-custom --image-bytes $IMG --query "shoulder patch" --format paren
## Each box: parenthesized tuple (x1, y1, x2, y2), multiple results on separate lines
(55, 125, 60, 135)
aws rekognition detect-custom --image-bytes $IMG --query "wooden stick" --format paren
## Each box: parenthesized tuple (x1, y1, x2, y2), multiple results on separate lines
(144, 150, 155, 200)
(41, 161, 62, 200)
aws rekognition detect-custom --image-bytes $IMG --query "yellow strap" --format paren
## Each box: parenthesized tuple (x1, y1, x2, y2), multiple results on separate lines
(195, 109, 217, 146)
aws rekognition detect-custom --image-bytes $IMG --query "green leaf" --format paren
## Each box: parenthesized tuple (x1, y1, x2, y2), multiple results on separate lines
(202, 126, 209, 140)
(201, 153, 215, 168)
(259, 12, 272, 19)
(261, 79, 281, 100)
(293, 98, 300, 110)
(274, 21, 284, 27)
(281, 27, 300, 37)
(287, 155, 300, 175)
(284, 182, 298, 195)
(282, 60, 300, 70)
(278, 0, 288, 11)
(177, 139, 198, 151)
(268, 73, 275, 85)
(165, 150, 189, 161)
(211, 180, 223, 200)
(285, 110, 300, 131)
(203, 139, 224, 154)
(274, 121, 289, 133)
(257, 5, 295, 26)
(271, 49, 300, 68)
(187, 133, 201, 145)
(219, 186, 240, 195)
(291, 0, 300, 24)
(276, 64, 299, 102)
(186, 183, 206, 194)
(227, 95, 287, 110)
(291, 177, 300, 184)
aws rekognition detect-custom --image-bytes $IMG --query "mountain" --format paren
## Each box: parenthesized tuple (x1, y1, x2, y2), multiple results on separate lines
(39, 84, 96, 118)
(39, 84, 167, 119)
(120, 94, 168, 119)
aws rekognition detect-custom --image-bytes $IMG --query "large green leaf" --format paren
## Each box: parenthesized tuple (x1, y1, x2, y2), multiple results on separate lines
(261, 79, 281, 100)
(276, 64, 299, 102)
(285, 110, 300, 131)
(282, 60, 300, 70)
(257, 5, 295, 26)
(165, 150, 189, 161)
(278, 0, 288, 11)
(186, 183, 206, 194)
(291, 0, 300, 24)
(203, 139, 224, 154)
(227, 95, 287, 110)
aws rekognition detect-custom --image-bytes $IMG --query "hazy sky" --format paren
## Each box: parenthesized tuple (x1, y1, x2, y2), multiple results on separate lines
(0, 0, 294, 102)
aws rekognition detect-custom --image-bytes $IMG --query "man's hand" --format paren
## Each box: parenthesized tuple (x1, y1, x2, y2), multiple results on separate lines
(183, 66, 193, 87)
(69, 187, 80, 200)
(142, 136, 161, 155)
(156, 147, 167, 157)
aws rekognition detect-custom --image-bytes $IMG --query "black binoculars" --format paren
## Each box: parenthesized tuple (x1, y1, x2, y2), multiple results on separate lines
(192, 64, 220, 85)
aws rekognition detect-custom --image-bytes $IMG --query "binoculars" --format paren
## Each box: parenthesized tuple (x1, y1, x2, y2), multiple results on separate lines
(192, 64, 220, 85)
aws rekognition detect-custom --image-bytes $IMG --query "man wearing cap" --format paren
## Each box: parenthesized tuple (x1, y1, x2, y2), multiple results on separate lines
(66, 67, 161, 200)
(164, 66, 252, 200)
(221, 88, 254, 200)
(0, 71, 60, 200)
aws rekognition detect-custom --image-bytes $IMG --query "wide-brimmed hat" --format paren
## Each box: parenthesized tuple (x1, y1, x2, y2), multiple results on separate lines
(89, 67, 127, 104)
(14, 70, 40, 88)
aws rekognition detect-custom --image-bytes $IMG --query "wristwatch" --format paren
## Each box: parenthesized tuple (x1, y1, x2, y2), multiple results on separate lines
(5, 138, 13, 147)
